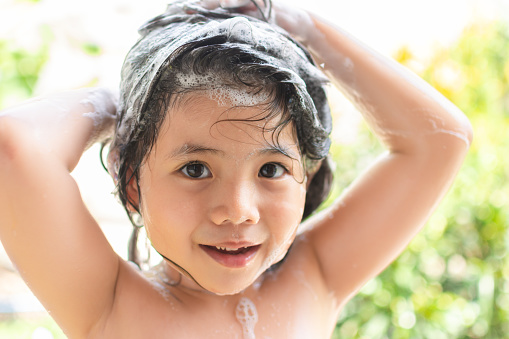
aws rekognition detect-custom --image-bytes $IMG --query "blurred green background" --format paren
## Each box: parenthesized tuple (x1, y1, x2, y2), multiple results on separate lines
(330, 22, 509, 339)
(1, 1, 509, 339)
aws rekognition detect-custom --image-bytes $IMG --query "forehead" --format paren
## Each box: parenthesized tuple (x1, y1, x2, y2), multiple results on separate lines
(160, 91, 299, 149)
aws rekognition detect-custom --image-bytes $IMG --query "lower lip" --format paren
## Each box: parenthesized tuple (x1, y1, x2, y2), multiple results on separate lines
(200, 245, 261, 268)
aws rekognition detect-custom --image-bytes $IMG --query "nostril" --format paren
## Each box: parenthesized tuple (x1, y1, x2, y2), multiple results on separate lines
(210, 208, 260, 226)
(209, 182, 260, 225)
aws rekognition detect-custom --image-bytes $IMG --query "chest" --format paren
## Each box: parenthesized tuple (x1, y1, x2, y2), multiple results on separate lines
(104, 242, 339, 338)
(107, 272, 336, 339)
(144, 285, 332, 339)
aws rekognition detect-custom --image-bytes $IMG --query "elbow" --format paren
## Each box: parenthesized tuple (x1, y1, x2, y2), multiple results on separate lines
(463, 118, 474, 148)
(438, 101, 474, 151)
(431, 109, 474, 155)
(431, 118, 473, 168)
(0, 116, 33, 164)
(453, 115, 474, 154)
(448, 105, 474, 149)
(448, 105, 474, 148)
(428, 98, 474, 151)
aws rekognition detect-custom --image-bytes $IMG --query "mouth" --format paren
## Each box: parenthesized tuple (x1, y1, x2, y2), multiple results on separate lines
(200, 244, 261, 268)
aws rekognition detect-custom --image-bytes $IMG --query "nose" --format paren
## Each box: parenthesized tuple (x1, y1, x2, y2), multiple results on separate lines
(209, 179, 260, 226)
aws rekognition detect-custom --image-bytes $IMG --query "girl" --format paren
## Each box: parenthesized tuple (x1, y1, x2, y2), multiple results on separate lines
(0, 1, 472, 338)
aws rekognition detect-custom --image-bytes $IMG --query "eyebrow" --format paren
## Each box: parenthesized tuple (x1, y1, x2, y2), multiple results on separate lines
(168, 144, 225, 159)
(167, 143, 299, 160)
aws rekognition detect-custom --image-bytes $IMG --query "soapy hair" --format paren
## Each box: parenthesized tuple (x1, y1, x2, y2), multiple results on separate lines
(106, 1, 333, 265)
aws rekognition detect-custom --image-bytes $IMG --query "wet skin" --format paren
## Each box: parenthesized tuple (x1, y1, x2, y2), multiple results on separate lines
(0, 1, 472, 338)
(104, 234, 337, 339)
(103, 92, 339, 338)
(132, 93, 308, 295)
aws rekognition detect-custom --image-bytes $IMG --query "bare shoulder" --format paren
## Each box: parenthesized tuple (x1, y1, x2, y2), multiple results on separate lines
(94, 260, 183, 338)
(252, 236, 342, 336)
(260, 235, 339, 308)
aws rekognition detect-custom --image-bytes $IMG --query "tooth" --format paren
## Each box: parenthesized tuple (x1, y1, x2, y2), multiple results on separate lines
(214, 246, 248, 252)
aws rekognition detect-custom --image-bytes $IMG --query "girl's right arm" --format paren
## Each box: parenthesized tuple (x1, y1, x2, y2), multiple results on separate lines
(0, 88, 120, 337)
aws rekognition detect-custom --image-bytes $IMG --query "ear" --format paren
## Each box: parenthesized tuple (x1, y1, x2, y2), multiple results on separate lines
(107, 147, 140, 212)
(306, 172, 314, 190)
(125, 166, 140, 213)
(106, 147, 119, 184)
(305, 159, 323, 190)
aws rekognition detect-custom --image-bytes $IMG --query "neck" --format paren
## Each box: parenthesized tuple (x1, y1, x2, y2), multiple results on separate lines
(158, 256, 214, 295)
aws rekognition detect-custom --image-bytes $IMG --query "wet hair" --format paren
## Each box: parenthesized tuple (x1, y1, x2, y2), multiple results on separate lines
(106, 1, 333, 265)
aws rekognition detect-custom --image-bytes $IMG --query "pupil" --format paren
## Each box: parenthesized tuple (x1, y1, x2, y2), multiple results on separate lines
(262, 164, 276, 177)
(187, 164, 204, 177)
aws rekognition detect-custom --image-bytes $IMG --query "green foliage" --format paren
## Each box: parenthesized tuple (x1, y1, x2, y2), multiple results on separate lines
(0, 30, 50, 109)
(332, 22, 509, 338)
(81, 42, 102, 56)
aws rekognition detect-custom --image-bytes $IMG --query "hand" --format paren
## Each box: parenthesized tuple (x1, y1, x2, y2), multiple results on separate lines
(80, 87, 118, 148)
(199, 0, 315, 43)
(199, 0, 272, 22)
(218, 0, 252, 8)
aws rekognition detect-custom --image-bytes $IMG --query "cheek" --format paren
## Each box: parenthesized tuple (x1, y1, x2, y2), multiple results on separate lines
(265, 181, 307, 239)
(260, 185, 305, 269)
(281, 179, 307, 212)
(139, 184, 203, 249)
(141, 176, 203, 217)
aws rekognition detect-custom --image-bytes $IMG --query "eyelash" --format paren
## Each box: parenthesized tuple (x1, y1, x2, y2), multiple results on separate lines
(259, 162, 289, 179)
(179, 161, 211, 179)
(178, 161, 290, 180)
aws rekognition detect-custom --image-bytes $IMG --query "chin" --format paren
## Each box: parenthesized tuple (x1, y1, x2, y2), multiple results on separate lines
(202, 273, 260, 296)
(205, 284, 246, 296)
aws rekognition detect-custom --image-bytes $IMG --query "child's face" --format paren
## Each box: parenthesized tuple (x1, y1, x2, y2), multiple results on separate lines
(134, 92, 308, 295)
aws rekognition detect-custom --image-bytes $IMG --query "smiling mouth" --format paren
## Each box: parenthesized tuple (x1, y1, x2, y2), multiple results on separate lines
(200, 244, 261, 268)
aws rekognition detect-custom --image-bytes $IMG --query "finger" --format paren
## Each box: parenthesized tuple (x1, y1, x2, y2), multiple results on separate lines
(219, 0, 251, 9)
(199, 0, 221, 10)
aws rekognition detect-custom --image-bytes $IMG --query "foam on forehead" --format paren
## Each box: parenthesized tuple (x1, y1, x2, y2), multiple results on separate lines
(175, 71, 271, 107)
(118, 0, 331, 160)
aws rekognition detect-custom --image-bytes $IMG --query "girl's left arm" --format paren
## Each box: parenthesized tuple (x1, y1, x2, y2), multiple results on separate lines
(198, 0, 472, 307)
(273, 4, 473, 305)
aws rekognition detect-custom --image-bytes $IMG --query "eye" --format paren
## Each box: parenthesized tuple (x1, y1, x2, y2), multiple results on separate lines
(259, 163, 286, 178)
(181, 162, 211, 179)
